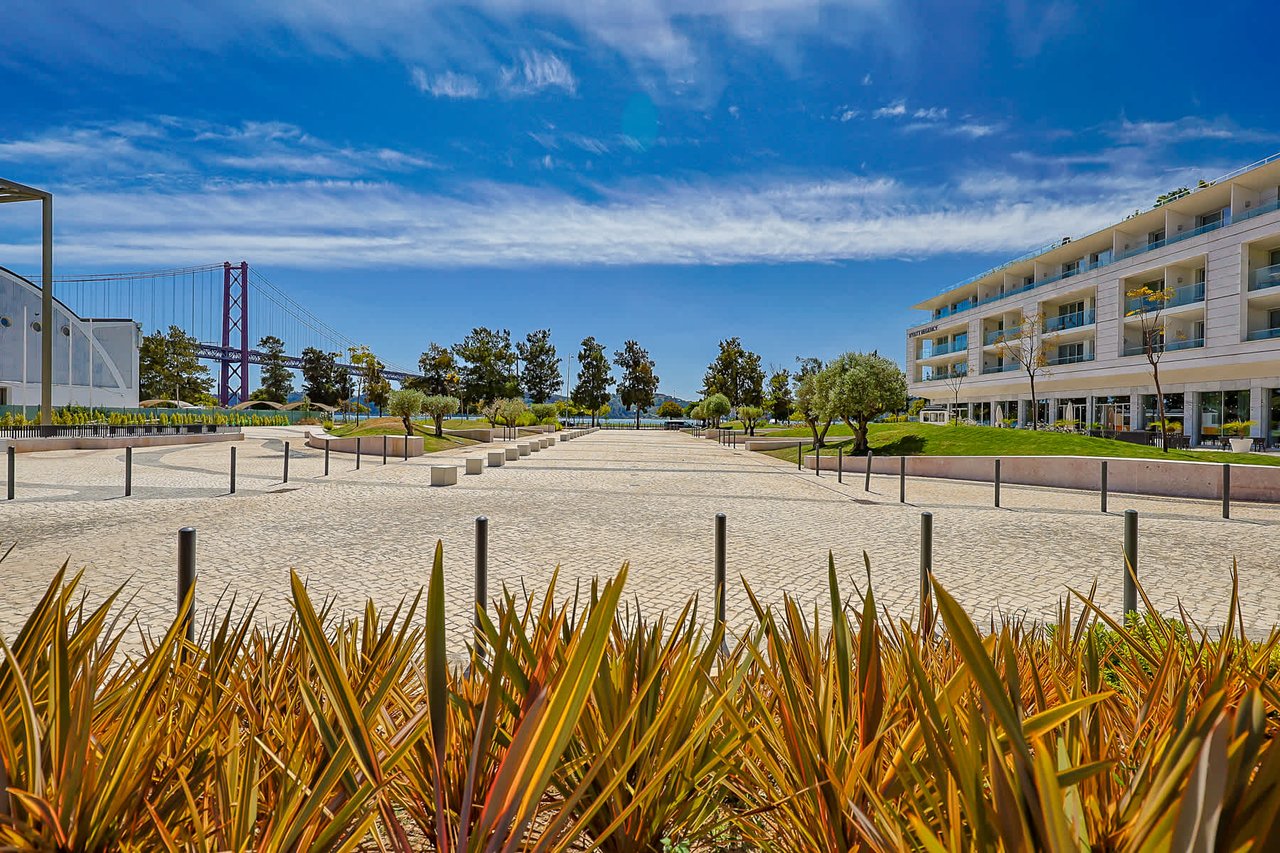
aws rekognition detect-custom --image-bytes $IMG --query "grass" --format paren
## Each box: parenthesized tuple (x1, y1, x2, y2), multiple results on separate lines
(328, 417, 477, 453)
(761, 421, 1280, 466)
(4, 545, 1280, 848)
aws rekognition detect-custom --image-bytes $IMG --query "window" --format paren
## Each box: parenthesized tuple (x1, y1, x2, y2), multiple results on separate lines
(1022, 274, 1035, 287)
(1269, 308, 1280, 330)
(1196, 208, 1226, 228)
(1057, 342, 1085, 363)
(1063, 259, 1080, 277)
(1148, 228, 1166, 246)
(1058, 300, 1085, 317)
(1270, 249, 1280, 266)
(1194, 267, 1206, 284)
(1089, 250, 1110, 266)
(1191, 321, 1204, 341)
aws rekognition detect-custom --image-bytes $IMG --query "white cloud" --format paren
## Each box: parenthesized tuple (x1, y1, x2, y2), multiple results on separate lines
(861, 73, 873, 85)
(912, 106, 948, 120)
(872, 100, 906, 118)
(1108, 116, 1276, 146)
(499, 50, 577, 95)
(0, 169, 1163, 271)
(411, 68, 482, 98)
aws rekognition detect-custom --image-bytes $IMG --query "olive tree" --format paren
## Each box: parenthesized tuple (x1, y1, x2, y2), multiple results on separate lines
(737, 405, 765, 436)
(794, 358, 834, 449)
(422, 394, 461, 437)
(386, 388, 425, 436)
(823, 352, 908, 454)
(499, 397, 529, 428)
(701, 393, 731, 428)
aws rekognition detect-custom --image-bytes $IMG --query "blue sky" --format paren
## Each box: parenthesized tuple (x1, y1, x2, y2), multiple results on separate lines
(2, 0, 1278, 398)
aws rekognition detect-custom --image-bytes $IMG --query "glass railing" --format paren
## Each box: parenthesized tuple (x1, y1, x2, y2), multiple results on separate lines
(920, 338, 967, 358)
(922, 366, 969, 381)
(1125, 282, 1204, 315)
(1246, 327, 1280, 341)
(1234, 197, 1280, 225)
(1249, 263, 1280, 292)
(1114, 217, 1228, 263)
(1047, 352, 1095, 366)
(1125, 337, 1205, 356)
(1043, 309, 1095, 332)
(984, 326, 1018, 345)
(981, 363, 1019, 375)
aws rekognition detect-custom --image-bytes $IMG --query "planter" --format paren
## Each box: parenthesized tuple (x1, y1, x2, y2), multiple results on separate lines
(1228, 437, 1253, 453)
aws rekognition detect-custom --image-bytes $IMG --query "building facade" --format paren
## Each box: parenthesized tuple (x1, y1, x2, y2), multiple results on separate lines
(906, 154, 1280, 445)
(0, 265, 140, 410)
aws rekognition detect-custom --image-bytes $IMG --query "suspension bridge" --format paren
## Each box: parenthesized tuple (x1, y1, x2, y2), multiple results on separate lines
(47, 262, 420, 405)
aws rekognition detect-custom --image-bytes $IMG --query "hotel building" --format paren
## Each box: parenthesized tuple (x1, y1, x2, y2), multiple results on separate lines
(906, 154, 1280, 445)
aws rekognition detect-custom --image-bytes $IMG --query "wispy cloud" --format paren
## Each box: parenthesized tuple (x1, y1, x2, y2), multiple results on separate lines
(499, 50, 577, 96)
(1107, 116, 1278, 146)
(411, 68, 482, 98)
(872, 100, 906, 118)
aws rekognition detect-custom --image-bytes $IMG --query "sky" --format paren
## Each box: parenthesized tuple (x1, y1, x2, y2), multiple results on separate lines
(2, 0, 1279, 399)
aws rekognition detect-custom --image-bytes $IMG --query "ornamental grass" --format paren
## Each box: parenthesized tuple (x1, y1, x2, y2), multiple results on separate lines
(2, 543, 1279, 851)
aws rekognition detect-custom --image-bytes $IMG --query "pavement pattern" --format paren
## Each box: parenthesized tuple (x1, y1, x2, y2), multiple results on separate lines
(2, 427, 1278, 654)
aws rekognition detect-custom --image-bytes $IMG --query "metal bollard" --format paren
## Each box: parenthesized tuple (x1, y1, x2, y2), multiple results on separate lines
(1222, 464, 1231, 519)
(1100, 460, 1108, 513)
(7, 445, 14, 500)
(865, 450, 872, 491)
(993, 458, 1001, 508)
(403, 435, 408, 461)
(815, 444, 820, 477)
(283, 441, 290, 484)
(230, 446, 237, 494)
(177, 527, 197, 644)
(356, 437, 361, 470)
(1123, 510, 1138, 617)
(920, 511, 933, 580)
(797, 441, 802, 471)
(125, 446, 133, 497)
(899, 456, 906, 503)
(383, 435, 388, 465)
(714, 513, 727, 633)
(837, 448, 843, 484)
(475, 516, 488, 628)
(324, 440, 330, 476)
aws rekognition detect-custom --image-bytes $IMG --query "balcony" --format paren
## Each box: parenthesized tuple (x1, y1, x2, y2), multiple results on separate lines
(1246, 327, 1280, 341)
(1043, 309, 1095, 333)
(984, 326, 1018, 345)
(932, 300, 975, 320)
(921, 365, 969, 382)
(1046, 352, 1095, 366)
(919, 338, 968, 358)
(981, 363, 1019, 375)
(1114, 216, 1228, 262)
(1249, 262, 1280, 292)
(1125, 282, 1204, 315)
(1235, 197, 1280, 225)
(1123, 337, 1205, 357)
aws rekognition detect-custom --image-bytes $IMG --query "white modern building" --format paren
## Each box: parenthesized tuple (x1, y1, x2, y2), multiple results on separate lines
(0, 265, 140, 410)
(907, 154, 1280, 446)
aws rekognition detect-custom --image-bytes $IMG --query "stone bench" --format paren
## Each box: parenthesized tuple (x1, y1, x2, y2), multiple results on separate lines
(430, 465, 458, 486)
(505, 446, 520, 461)
(548, 435, 557, 445)
(538, 437, 549, 449)
(487, 450, 505, 467)
(517, 443, 532, 457)
(465, 457, 484, 475)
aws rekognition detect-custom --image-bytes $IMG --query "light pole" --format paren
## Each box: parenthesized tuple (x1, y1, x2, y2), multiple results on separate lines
(0, 179, 54, 426)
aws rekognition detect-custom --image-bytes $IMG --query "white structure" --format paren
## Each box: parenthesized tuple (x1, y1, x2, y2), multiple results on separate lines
(907, 154, 1280, 446)
(0, 265, 140, 409)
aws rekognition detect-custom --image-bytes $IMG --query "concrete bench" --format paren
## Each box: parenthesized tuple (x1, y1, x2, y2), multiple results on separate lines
(517, 443, 532, 457)
(430, 465, 458, 486)
(487, 450, 505, 467)
(538, 437, 549, 449)
(505, 446, 520, 460)
(548, 435, 557, 445)
(465, 457, 484, 475)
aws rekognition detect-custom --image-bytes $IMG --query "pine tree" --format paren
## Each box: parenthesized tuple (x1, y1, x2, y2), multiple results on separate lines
(571, 336, 613, 426)
(614, 340, 659, 429)
(516, 329, 562, 403)
(253, 335, 294, 403)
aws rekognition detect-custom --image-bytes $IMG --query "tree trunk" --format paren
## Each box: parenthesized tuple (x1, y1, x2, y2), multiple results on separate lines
(1028, 374, 1038, 430)
(807, 418, 821, 449)
(402, 415, 412, 436)
(434, 415, 443, 438)
(1152, 360, 1168, 452)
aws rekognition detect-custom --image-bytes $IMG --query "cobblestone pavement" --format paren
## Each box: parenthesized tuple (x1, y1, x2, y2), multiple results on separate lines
(3, 427, 1279, 653)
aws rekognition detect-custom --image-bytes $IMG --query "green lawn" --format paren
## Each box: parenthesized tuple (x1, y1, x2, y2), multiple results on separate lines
(328, 417, 478, 453)
(761, 421, 1280, 467)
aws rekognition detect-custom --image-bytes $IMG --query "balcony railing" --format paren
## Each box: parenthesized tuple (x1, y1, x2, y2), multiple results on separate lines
(1114, 217, 1228, 262)
(984, 326, 1018, 345)
(981, 363, 1020, 375)
(1124, 282, 1205, 315)
(1246, 327, 1280, 341)
(1043, 309, 1095, 333)
(1249, 262, 1280, 292)
(1234, 196, 1280, 225)
(1046, 352, 1095, 366)
(920, 338, 967, 358)
(932, 300, 975, 320)
(1123, 337, 1205, 356)
(922, 366, 969, 382)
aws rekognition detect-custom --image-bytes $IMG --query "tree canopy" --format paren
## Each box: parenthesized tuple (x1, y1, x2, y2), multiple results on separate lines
(656, 399, 685, 419)
(822, 351, 908, 453)
(386, 388, 425, 436)
(139, 325, 214, 403)
(701, 393, 731, 428)
(517, 329, 562, 404)
(251, 335, 294, 404)
(571, 336, 613, 425)
(454, 327, 518, 406)
(409, 342, 459, 397)
(766, 369, 793, 423)
(614, 340, 659, 428)
(421, 394, 461, 437)
(702, 337, 764, 407)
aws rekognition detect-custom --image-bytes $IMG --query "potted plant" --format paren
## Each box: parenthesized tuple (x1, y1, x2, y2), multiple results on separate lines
(1222, 420, 1257, 453)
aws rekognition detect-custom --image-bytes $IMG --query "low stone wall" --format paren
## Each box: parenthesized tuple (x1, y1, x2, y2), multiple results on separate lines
(305, 430, 425, 457)
(802, 452, 1280, 504)
(444, 427, 496, 442)
(2, 430, 243, 453)
(743, 437, 802, 451)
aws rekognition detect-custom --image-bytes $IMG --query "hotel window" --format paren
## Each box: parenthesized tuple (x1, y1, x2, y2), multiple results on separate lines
(1269, 308, 1280, 331)
(1148, 228, 1166, 246)
(1023, 274, 1035, 287)
(1196, 208, 1226, 228)
(1191, 321, 1204, 342)
(1194, 267, 1206, 284)
(1089, 250, 1110, 266)
(1058, 300, 1084, 318)
(1057, 342, 1085, 363)
(1063, 259, 1080, 277)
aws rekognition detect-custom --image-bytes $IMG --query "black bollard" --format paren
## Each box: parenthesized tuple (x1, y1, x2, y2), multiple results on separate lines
(714, 513, 727, 634)
(7, 445, 14, 500)
(125, 445, 133, 497)
(283, 441, 290, 484)
(1123, 510, 1138, 618)
(229, 446, 237, 494)
(324, 439, 330, 476)
(899, 456, 906, 503)
(356, 437, 361, 470)
(837, 448, 843, 484)
(865, 450, 872, 492)
(815, 444, 820, 477)
(993, 458, 1001, 508)
(1100, 460, 1108, 513)
(797, 441, 802, 471)
(1222, 464, 1231, 519)
(177, 527, 197, 644)
(475, 516, 488, 628)
(383, 434, 388, 465)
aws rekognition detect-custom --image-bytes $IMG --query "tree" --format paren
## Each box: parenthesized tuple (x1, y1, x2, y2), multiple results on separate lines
(571, 336, 613, 426)
(702, 337, 764, 407)
(656, 400, 685, 419)
(422, 394, 461, 437)
(454, 328, 518, 408)
(480, 399, 503, 428)
(517, 329, 562, 403)
(766, 369, 794, 423)
(941, 366, 966, 424)
(614, 340, 660, 429)
(348, 345, 389, 419)
(690, 403, 706, 425)
(386, 388, 425, 436)
(701, 393, 731, 428)
(410, 342, 459, 396)
(252, 335, 293, 403)
(993, 311, 1055, 430)
(823, 352, 908, 453)
(530, 402, 558, 424)
(499, 397, 528, 427)
(1125, 281, 1180, 451)
(300, 347, 342, 406)
(139, 325, 214, 403)
(794, 357, 833, 449)
(737, 405, 764, 436)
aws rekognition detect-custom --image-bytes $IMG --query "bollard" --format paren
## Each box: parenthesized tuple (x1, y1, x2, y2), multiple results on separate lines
(475, 516, 488, 629)
(230, 446, 237, 494)
(865, 450, 872, 492)
(920, 511, 933, 581)
(177, 527, 197, 644)
(797, 441, 803, 471)
(1222, 464, 1231, 519)
(1123, 510, 1138, 617)
(324, 440, 330, 476)
(383, 435, 388, 465)
(125, 446, 133, 497)
(815, 444, 820, 477)
(7, 445, 14, 500)
(837, 448, 843, 484)
(283, 441, 290, 484)
(356, 437, 361, 470)
(993, 458, 1001, 508)
(899, 456, 906, 503)
(1100, 460, 1108, 513)
(403, 435, 408, 461)
(714, 513, 727, 633)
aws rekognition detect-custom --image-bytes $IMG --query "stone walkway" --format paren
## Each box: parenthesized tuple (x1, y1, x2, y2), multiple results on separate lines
(3, 428, 1278, 652)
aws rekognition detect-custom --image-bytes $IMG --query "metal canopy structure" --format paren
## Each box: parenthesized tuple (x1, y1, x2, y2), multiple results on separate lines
(0, 178, 53, 426)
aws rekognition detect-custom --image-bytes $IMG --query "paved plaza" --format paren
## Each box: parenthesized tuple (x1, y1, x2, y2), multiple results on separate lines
(2, 428, 1279, 652)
